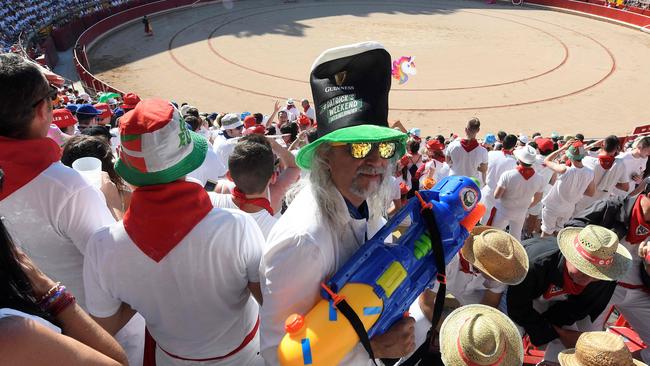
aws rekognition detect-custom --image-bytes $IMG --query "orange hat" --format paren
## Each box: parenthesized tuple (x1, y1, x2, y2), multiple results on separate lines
(94, 103, 113, 119)
(426, 139, 444, 151)
(121, 92, 141, 110)
(298, 114, 311, 127)
(243, 125, 266, 136)
(52, 108, 77, 128)
(243, 115, 257, 129)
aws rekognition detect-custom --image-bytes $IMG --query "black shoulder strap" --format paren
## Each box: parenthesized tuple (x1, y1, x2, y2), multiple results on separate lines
(401, 196, 447, 366)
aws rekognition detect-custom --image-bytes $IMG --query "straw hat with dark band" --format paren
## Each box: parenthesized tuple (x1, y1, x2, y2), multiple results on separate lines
(558, 225, 632, 281)
(440, 304, 524, 366)
(461, 226, 529, 285)
(559, 331, 646, 366)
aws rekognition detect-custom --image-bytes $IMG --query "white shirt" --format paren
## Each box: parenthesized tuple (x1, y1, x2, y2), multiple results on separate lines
(446, 140, 488, 183)
(431, 255, 506, 306)
(0, 162, 115, 308)
(617, 151, 648, 195)
(496, 169, 545, 216)
(212, 136, 239, 174)
(302, 107, 316, 121)
(83, 208, 264, 362)
(576, 156, 629, 213)
(208, 192, 277, 239)
(484, 151, 517, 195)
(187, 148, 227, 187)
(542, 165, 594, 212)
(260, 184, 386, 365)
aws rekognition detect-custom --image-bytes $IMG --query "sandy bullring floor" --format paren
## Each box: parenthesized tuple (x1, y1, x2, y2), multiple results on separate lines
(88, 0, 650, 137)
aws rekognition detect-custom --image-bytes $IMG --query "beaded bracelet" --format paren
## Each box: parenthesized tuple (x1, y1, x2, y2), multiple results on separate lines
(38, 284, 65, 308)
(38, 282, 61, 303)
(48, 291, 76, 317)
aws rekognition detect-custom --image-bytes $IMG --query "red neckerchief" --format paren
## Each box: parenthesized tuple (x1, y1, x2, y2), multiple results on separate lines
(232, 187, 274, 216)
(566, 159, 572, 167)
(627, 195, 650, 244)
(458, 251, 476, 275)
(460, 139, 479, 153)
(517, 165, 535, 180)
(502, 149, 514, 156)
(124, 181, 213, 262)
(0, 136, 61, 200)
(433, 151, 446, 163)
(598, 154, 615, 170)
(303, 106, 309, 113)
(543, 262, 586, 299)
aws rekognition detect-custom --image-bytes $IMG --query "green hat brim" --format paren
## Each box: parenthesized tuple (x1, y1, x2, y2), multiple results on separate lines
(295, 125, 407, 170)
(115, 130, 208, 186)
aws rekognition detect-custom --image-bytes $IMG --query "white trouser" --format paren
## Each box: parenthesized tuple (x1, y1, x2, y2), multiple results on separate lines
(490, 208, 526, 242)
(541, 205, 571, 235)
(157, 333, 263, 366)
(115, 313, 145, 366)
(480, 187, 496, 225)
(592, 286, 650, 363)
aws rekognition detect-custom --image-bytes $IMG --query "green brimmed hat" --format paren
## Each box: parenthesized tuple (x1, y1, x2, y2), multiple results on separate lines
(295, 41, 407, 170)
(115, 98, 207, 186)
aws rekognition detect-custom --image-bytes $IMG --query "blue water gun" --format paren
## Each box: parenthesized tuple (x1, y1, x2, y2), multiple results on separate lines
(278, 176, 486, 365)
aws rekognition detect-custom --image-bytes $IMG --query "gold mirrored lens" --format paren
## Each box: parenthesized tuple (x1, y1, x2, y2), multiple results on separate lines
(378, 142, 396, 159)
(349, 142, 373, 159)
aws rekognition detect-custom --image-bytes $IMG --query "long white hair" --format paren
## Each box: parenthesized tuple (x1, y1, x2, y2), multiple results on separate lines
(286, 143, 396, 234)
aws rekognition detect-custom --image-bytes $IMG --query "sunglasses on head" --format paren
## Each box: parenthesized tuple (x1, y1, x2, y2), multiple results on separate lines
(32, 84, 58, 108)
(331, 141, 398, 160)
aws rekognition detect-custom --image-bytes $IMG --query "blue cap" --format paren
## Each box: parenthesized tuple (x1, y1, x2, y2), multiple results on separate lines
(484, 133, 496, 144)
(65, 104, 79, 114)
(113, 108, 125, 118)
(240, 111, 251, 120)
(76, 104, 101, 116)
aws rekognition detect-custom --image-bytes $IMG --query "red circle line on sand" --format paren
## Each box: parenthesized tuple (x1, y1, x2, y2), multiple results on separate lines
(166, 2, 616, 111)
(205, 5, 570, 91)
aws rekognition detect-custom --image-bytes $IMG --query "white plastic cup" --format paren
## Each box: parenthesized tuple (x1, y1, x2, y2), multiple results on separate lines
(72, 157, 103, 189)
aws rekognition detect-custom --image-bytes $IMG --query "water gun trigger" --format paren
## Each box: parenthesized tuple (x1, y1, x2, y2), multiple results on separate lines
(414, 191, 432, 211)
(321, 282, 345, 306)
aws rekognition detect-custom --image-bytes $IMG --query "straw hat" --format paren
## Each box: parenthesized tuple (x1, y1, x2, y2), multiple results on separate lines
(440, 304, 523, 366)
(558, 225, 632, 281)
(559, 331, 646, 366)
(461, 226, 529, 285)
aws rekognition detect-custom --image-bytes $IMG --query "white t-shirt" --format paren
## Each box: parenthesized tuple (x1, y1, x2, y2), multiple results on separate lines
(260, 184, 386, 365)
(303, 107, 316, 121)
(208, 192, 277, 239)
(495, 169, 546, 216)
(446, 140, 488, 183)
(431, 255, 506, 306)
(484, 151, 517, 194)
(212, 136, 239, 174)
(83, 208, 264, 362)
(576, 156, 629, 213)
(542, 165, 594, 213)
(187, 148, 227, 187)
(0, 162, 115, 308)
(617, 151, 648, 195)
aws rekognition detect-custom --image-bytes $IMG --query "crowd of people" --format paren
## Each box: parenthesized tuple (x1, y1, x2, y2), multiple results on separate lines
(0, 0, 130, 53)
(1, 40, 649, 366)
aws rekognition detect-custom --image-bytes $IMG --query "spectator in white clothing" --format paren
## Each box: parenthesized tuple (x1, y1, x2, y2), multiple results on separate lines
(446, 117, 488, 185)
(481, 134, 518, 224)
(616, 136, 650, 198)
(301, 98, 316, 122)
(541, 140, 595, 237)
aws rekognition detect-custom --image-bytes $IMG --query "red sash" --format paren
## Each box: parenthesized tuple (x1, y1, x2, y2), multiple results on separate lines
(0, 136, 61, 200)
(124, 181, 213, 262)
(626, 195, 650, 244)
(502, 149, 513, 156)
(461, 139, 479, 152)
(143, 318, 260, 366)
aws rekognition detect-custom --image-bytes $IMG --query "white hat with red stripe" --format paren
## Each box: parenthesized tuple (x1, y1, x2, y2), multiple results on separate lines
(114, 98, 207, 186)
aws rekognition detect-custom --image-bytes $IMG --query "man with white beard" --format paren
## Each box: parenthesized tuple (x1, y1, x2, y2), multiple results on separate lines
(259, 42, 414, 365)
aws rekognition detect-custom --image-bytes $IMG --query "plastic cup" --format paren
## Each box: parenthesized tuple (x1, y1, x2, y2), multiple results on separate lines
(72, 157, 103, 189)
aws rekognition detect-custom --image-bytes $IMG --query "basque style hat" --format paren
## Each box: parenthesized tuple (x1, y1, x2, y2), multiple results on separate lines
(114, 99, 207, 186)
(295, 41, 407, 169)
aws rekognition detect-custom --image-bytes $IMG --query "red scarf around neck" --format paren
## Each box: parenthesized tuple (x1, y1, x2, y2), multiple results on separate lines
(0, 136, 61, 200)
(232, 187, 274, 216)
(502, 149, 514, 156)
(124, 181, 213, 262)
(460, 139, 479, 153)
(543, 262, 586, 299)
(598, 154, 615, 170)
(627, 194, 650, 244)
(517, 165, 535, 180)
